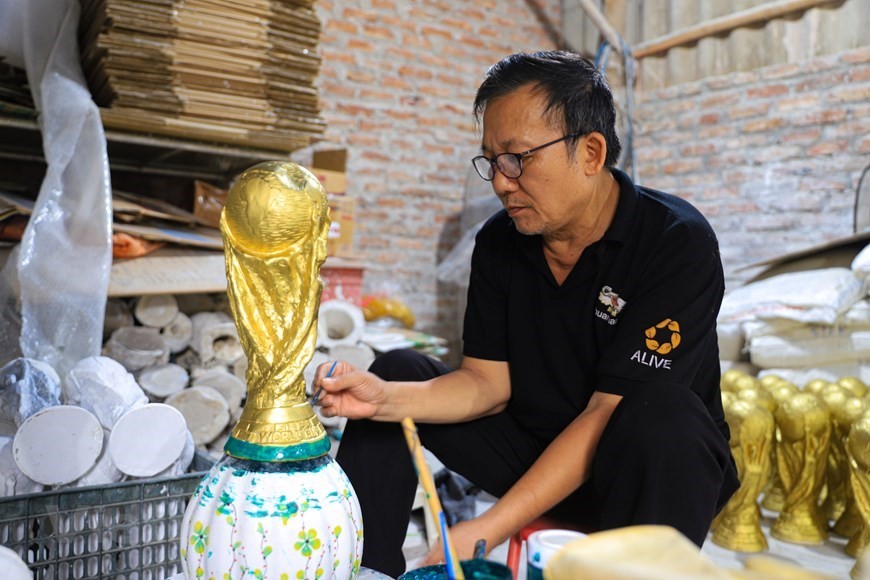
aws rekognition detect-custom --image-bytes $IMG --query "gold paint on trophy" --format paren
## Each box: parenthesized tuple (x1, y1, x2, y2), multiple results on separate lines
(835, 398, 869, 538)
(818, 384, 855, 522)
(220, 162, 330, 460)
(713, 400, 775, 552)
(761, 381, 799, 513)
(839, 376, 869, 399)
(770, 392, 831, 544)
(846, 415, 870, 558)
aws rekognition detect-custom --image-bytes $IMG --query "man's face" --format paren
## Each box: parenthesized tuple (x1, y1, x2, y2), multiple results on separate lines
(480, 84, 590, 238)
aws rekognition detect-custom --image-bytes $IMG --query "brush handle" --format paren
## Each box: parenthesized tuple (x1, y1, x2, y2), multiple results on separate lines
(400, 417, 465, 580)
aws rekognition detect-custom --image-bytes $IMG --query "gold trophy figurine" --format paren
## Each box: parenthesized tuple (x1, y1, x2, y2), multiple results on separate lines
(770, 392, 831, 544)
(761, 381, 799, 512)
(180, 163, 364, 579)
(712, 400, 775, 552)
(835, 397, 868, 538)
(220, 161, 330, 458)
(819, 384, 856, 523)
(846, 415, 870, 558)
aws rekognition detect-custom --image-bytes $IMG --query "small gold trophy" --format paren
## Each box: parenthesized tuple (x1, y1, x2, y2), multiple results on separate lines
(846, 415, 870, 558)
(761, 381, 798, 512)
(712, 400, 775, 552)
(770, 392, 831, 544)
(835, 397, 868, 538)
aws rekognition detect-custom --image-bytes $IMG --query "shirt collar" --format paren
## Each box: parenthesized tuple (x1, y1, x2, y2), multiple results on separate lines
(601, 168, 639, 244)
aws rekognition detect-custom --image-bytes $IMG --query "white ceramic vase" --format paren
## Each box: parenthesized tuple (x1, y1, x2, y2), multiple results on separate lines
(181, 454, 363, 579)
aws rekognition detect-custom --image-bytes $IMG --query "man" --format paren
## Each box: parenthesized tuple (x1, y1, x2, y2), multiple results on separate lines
(315, 51, 739, 577)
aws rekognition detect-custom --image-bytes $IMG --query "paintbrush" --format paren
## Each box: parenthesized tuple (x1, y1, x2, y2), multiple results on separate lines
(311, 359, 338, 406)
(401, 417, 465, 580)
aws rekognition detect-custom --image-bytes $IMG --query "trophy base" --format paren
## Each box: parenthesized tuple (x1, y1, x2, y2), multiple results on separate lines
(224, 435, 331, 461)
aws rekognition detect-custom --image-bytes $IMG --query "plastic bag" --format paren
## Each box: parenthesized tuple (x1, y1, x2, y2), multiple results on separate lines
(0, 0, 112, 377)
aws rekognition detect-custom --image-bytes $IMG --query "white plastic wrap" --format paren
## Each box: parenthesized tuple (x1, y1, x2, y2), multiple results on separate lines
(0, 357, 62, 428)
(718, 268, 864, 326)
(852, 243, 870, 280)
(0, 0, 112, 378)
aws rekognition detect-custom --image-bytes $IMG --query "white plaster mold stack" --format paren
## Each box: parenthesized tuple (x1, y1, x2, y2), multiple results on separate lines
(0, 353, 196, 497)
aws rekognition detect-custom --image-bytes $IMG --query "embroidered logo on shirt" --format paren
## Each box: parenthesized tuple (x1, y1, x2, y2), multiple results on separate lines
(644, 318, 682, 354)
(630, 318, 680, 370)
(598, 286, 626, 316)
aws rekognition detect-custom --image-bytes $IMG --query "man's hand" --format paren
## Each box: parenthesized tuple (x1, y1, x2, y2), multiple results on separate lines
(313, 360, 388, 419)
(419, 517, 494, 568)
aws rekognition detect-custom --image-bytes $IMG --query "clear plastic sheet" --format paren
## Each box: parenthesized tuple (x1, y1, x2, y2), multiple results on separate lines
(0, 0, 113, 378)
(0, 357, 62, 428)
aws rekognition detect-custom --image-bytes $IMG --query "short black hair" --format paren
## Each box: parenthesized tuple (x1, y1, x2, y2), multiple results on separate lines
(473, 51, 622, 167)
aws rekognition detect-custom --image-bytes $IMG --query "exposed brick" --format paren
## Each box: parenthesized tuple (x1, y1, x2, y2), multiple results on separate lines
(795, 72, 847, 93)
(843, 48, 870, 63)
(746, 84, 790, 99)
(699, 113, 721, 125)
(397, 65, 435, 80)
(679, 142, 719, 157)
(806, 140, 850, 156)
(791, 109, 848, 126)
(780, 127, 822, 144)
(775, 95, 821, 112)
(362, 24, 395, 40)
(728, 103, 770, 120)
(700, 92, 741, 109)
(827, 85, 870, 103)
(760, 63, 801, 80)
(742, 118, 786, 133)
(663, 159, 703, 175)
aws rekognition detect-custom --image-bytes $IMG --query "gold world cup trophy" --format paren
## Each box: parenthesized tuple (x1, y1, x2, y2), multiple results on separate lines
(818, 384, 853, 523)
(846, 414, 870, 559)
(770, 392, 831, 544)
(760, 381, 798, 512)
(834, 397, 868, 538)
(179, 163, 363, 579)
(713, 400, 775, 552)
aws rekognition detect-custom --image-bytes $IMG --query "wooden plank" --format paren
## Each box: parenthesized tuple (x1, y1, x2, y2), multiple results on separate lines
(633, 0, 839, 59)
(697, 0, 733, 78)
(667, 0, 699, 85)
(815, 0, 868, 55)
(639, 0, 669, 91)
(574, 0, 627, 56)
(730, 0, 767, 74)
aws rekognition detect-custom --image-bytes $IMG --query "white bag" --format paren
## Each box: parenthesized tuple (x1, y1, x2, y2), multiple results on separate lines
(719, 268, 863, 326)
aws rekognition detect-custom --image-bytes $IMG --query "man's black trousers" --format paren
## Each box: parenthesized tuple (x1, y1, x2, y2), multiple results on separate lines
(335, 349, 739, 577)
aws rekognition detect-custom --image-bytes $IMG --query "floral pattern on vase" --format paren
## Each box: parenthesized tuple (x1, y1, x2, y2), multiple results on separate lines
(181, 454, 363, 579)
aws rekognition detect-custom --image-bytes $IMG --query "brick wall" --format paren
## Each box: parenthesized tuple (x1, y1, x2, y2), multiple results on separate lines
(632, 47, 870, 291)
(313, 0, 561, 353)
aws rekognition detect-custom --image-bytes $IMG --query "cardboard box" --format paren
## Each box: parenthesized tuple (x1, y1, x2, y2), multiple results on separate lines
(311, 149, 347, 195)
(310, 149, 355, 257)
(327, 195, 355, 257)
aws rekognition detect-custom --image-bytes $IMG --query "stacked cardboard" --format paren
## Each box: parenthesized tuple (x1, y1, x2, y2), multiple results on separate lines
(78, 0, 326, 151)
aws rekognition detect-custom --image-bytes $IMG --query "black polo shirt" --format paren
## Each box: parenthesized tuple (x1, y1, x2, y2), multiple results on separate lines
(462, 169, 728, 442)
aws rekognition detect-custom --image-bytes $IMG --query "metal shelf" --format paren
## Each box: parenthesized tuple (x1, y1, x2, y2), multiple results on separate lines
(0, 114, 295, 183)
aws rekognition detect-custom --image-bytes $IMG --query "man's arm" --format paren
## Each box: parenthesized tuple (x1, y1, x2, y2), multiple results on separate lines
(316, 355, 511, 424)
(422, 390, 623, 563)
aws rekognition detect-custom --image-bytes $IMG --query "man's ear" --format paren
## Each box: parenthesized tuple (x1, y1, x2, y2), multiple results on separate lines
(583, 132, 608, 175)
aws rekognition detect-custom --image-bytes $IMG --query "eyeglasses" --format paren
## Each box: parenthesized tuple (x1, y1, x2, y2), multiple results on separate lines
(471, 132, 583, 181)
